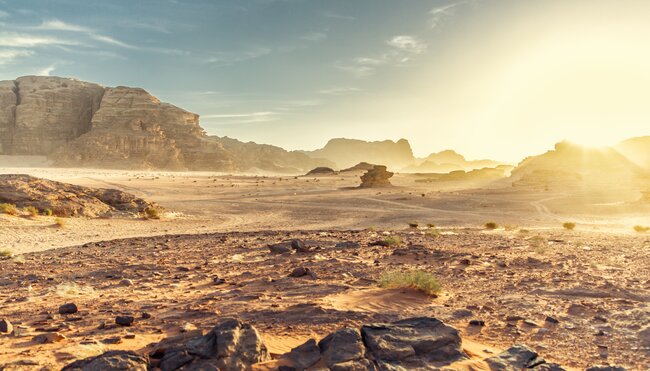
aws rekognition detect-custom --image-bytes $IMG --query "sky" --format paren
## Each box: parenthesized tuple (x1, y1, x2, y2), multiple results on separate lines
(1, 0, 650, 162)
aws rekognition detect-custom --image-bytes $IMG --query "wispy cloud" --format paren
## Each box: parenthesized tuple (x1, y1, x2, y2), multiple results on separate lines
(338, 35, 428, 77)
(0, 49, 33, 65)
(0, 32, 80, 47)
(206, 47, 271, 65)
(430, 1, 466, 28)
(300, 31, 327, 42)
(322, 11, 355, 21)
(0, 10, 9, 18)
(318, 87, 361, 95)
(202, 111, 280, 124)
(37, 19, 136, 49)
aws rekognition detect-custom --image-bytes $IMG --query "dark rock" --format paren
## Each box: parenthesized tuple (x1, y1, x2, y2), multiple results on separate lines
(290, 239, 311, 253)
(485, 344, 547, 370)
(282, 338, 321, 369)
(0, 319, 13, 334)
(59, 303, 78, 315)
(306, 167, 336, 176)
(212, 276, 226, 285)
(545, 316, 559, 324)
(152, 318, 270, 370)
(335, 241, 360, 249)
(288, 267, 313, 278)
(116, 316, 135, 326)
(361, 317, 466, 368)
(469, 319, 485, 326)
(33, 332, 66, 344)
(585, 366, 627, 371)
(318, 328, 365, 368)
(269, 243, 292, 254)
(62, 350, 148, 371)
(141, 312, 152, 319)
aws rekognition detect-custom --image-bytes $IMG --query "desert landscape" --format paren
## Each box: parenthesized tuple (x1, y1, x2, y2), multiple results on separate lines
(1, 1, 650, 370)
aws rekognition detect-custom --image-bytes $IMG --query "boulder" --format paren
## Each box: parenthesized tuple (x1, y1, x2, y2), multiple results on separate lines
(62, 350, 148, 371)
(152, 318, 270, 370)
(485, 344, 556, 370)
(318, 328, 366, 368)
(306, 167, 336, 176)
(282, 339, 321, 369)
(361, 317, 466, 368)
(360, 165, 394, 188)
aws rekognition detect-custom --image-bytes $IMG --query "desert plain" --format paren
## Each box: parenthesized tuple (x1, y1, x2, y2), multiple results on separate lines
(0, 163, 648, 370)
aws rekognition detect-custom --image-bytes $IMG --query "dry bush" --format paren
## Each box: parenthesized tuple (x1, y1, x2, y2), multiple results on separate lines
(0, 203, 18, 216)
(54, 218, 66, 228)
(633, 225, 650, 233)
(144, 206, 161, 220)
(407, 221, 419, 228)
(379, 270, 442, 296)
(0, 249, 13, 260)
(24, 206, 39, 217)
(383, 236, 402, 246)
(484, 222, 498, 230)
(563, 222, 576, 230)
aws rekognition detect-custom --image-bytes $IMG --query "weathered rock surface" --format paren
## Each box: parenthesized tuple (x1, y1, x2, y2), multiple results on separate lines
(62, 350, 148, 371)
(151, 318, 270, 370)
(360, 165, 394, 188)
(303, 138, 414, 169)
(306, 166, 337, 176)
(486, 344, 563, 370)
(0, 174, 157, 217)
(0, 76, 332, 172)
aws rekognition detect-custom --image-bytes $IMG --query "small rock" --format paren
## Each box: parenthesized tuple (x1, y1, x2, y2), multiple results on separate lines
(141, 312, 152, 319)
(33, 332, 66, 344)
(59, 303, 78, 315)
(269, 243, 292, 254)
(545, 316, 559, 324)
(469, 319, 485, 327)
(523, 320, 539, 327)
(288, 267, 313, 278)
(119, 279, 134, 287)
(585, 366, 627, 371)
(101, 336, 122, 344)
(116, 316, 135, 327)
(0, 319, 13, 334)
(335, 241, 360, 249)
(181, 323, 198, 332)
(290, 239, 311, 252)
(213, 276, 226, 285)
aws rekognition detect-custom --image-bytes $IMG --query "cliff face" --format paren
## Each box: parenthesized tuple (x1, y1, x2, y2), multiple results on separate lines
(0, 76, 327, 172)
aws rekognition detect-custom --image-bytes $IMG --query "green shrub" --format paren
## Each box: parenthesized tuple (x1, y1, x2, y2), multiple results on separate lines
(24, 206, 39, 217)
(484, 222, 498, 230)
(42, 208, 53, 216)
(0, 249, 13, 260)
(0, 203, 18, 216)
(563, 222, 576, 230)
(379, 270, 442, 296)
(425, 228, 440, 238)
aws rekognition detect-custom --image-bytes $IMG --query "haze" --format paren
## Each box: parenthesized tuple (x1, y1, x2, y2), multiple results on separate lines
(2, 0, 650, 161)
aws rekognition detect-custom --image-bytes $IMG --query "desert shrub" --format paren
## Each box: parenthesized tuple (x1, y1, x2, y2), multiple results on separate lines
(407, 221, 419, 228)
(144, 206, 161, 220)
(484, 222, 498, 230)
(42, 208, 53, 216)
(633, 225, 650, 233)
(563, 222, 576, 230)
(379, 270, 442, 296)
(383, 236, 402, 246)
(0, 203, 18, 216)
(0, 249, 13, 260)
(24, 206, 39, 217)
(54, 218, 66, 228)
(426, 223, 436, 228)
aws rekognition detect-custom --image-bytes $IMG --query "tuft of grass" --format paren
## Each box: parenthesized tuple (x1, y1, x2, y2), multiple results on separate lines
(383, 236, 402, 246)
(0, 203, 18, 216)
(425, 227, 440, 238)
(379, 270, 442, 296)
(42, 208, 53, 216)
(484, 222, 498, 230)
(24, 206, 39, 218)
(562, 222, 576, 231)
(407, 221, 419, 228)
(633, 225, 650, 233)
(54, 218, 66, 228)
(144, 206, 161, 220)
(0, 249, 13, 260)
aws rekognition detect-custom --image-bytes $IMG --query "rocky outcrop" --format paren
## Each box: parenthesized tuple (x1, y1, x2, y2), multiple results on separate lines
(360, 165, 394, 187)
(0, 76, 331, 172)
(66, 317, 567, 370)
(341, 162, 376, 172)
(0, 174, 157, 217)
(303, 138, 415, 170)
(306, 166, 337, 176)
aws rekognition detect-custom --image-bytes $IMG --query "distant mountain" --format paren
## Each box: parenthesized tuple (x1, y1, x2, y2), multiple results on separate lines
(615, 136, 650, 169)
(302, 138, 414, 170)
(0, 76, 330, 173)
(510, 141, 643, 187)
(404, 149, 505, 173)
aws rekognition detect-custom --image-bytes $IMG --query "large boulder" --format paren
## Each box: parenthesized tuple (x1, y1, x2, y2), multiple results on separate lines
(62, 351, 148, 371)
(361, 317, 466, 369)
(360, 165, 394, 188)
(485, 344, 564, 370)
(152, 318, 270, 370)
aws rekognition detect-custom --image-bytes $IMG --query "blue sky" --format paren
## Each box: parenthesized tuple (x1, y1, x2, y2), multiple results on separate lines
(2, 0, 650, 161)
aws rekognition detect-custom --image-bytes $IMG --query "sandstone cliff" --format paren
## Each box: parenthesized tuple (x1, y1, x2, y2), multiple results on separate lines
(303, 138, 415, 170)
(0, 76, 330, 172)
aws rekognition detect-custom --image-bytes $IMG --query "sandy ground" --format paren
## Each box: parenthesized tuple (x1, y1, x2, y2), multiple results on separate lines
(0, 229, 648, 369)
(1, 167, 649, 255)
(0, 166, 649, 369)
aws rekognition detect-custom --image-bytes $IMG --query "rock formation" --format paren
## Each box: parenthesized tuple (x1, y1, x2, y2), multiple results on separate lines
(360, 165, 394, 187)
(65, 317, 568, 370)
(306, 166, 337, 176)
(341, 161, 376, 172)
(0, 76, 331, 172)
(0, 174, 157, 217)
